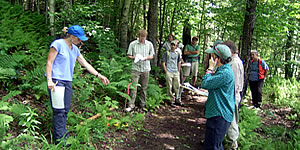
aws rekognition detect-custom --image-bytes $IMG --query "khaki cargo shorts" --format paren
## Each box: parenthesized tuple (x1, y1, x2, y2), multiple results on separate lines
(183, 61, 198, 77)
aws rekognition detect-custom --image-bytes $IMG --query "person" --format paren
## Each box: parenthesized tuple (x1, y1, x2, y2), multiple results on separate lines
(201, 44, 235, 150)
(175, 40, 185, 64)
(46, 25, 110, 144)
(125, 29, 155, 112)
(162, 40, 183, 107)
(162, 34, 174, 52)
(183, 36, 200, 86)
(223, 40, 244, 150)
(249, 50, 269, 108)
(175, 41, 185, 84)
(203, 40, 223, 72)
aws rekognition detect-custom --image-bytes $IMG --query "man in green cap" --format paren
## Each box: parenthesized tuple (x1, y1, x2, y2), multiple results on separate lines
(201, 44, 235, 150)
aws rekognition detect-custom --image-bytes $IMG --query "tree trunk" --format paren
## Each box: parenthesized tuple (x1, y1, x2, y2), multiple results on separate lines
(36, 0, 40, 14)
(182, 19, 191, 61)
(241, 0, 257, 97)
(143, 0, 147, 29)
(64, 0, 72, 27)
(49, 0, 56, 37)
(119, 0, 131, 50)
(23, 0, 29, 11)
(45, 0, 48, 24)
(169, 7, 176, 34)
(147, 0, 158, 67)
(157, 0, 166, 66)
(284, 29, 294, 78)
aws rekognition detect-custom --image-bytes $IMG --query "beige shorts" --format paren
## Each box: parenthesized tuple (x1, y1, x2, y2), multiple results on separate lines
(183, 62, 198, 77)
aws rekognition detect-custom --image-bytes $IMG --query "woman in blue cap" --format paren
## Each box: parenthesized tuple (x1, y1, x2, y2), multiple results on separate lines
(46, 25, 110, 144)
(201, 44, 235, 150)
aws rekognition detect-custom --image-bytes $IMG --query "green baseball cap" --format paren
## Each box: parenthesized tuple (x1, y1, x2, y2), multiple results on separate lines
(213, 40, 223, 47)
(205, 44, 231, 60)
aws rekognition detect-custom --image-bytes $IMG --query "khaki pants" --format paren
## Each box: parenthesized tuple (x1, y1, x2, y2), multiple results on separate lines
(128, 70, 149, 109)
(227, 91, 241, 144)
(166, 71, 180, 103)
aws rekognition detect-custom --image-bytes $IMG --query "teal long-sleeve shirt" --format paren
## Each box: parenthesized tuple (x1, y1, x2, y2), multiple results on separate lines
(201, 63, 235, 123)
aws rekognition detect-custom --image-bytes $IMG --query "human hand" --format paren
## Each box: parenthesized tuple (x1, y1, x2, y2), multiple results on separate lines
(208, 57, 216, 70)
(140, 56, 146, 61)
(62, 27, 68, 34)
(98, 74, 110, 85)
(47, 80, 58, 91)
(134, 54, 143, 63)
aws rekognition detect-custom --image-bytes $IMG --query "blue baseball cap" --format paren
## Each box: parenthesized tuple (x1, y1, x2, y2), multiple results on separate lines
(68, 25, 88, 41)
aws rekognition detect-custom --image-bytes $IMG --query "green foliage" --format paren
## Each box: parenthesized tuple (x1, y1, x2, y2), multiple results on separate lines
(19, 106, 41, 138)
(239, 106, 300, 150)
(1, 90, 22, 101)
(10, 103, 28, 118)
(264, 76, 300, 111)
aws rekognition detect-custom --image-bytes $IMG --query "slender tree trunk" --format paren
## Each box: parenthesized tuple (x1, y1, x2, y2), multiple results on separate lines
(64, 0, 72, 27)
(36, 0, 40, 14)
(143, 0, 147, 29)
(169, 7, 176, 34)
(120, 0, 131, 50)
(45, 0, 48, 24)
(241, 0, 257, 97)
(147, 0, 158, 67)
(112, 0, 119, 36)
(157, 0, 166, 66)
(49, 0, 56, 37)
(284, 29, 294, 78)
(23, 0, 29, 11)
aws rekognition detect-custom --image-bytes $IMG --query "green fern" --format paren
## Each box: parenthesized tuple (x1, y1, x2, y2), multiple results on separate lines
(0, 114, 14, 128)
(10, 103, 28, 118)
(0, 101, 9, 111)
(0, 54, 18, 68)
(0, 67, 16, 79)
(2, 90, 22, 101)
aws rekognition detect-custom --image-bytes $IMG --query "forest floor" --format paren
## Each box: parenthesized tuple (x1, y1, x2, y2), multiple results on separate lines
(95, 89, 299, 150)
(97, 90, 207, 150)
(2, 87, 298, 150)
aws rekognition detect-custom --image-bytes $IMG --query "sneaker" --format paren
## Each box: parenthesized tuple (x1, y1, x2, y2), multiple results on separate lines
(124, 107, 133, 113)
(170, 103, 176, 107)
(231, 141, 238, 150)
(248, 106, 256, 109)
(175, 102, 185, 107)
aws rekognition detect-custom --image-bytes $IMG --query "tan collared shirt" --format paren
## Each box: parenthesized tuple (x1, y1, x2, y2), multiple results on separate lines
(127, 39, 155, 72)
(230, 54, 244, 94)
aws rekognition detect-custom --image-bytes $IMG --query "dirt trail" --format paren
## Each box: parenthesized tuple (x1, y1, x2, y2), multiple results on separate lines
(120, 94, 207, 150)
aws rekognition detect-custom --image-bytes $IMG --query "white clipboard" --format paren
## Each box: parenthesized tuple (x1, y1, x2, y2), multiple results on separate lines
(51, 86, 65, 109)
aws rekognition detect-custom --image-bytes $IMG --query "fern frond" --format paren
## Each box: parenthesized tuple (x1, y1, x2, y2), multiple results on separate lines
(0, 114, 14, 127)
(2, 90, 22, 101)
(0, 67, 16, 78)
(0, 101, 9, 111)
(0, 54, 18, 68)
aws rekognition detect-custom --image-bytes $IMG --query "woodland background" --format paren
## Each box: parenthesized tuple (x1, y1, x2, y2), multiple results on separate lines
(0, 0, 299, 149)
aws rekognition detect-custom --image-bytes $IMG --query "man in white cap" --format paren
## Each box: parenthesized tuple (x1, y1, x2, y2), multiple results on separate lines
(249, 50, 269, 109)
